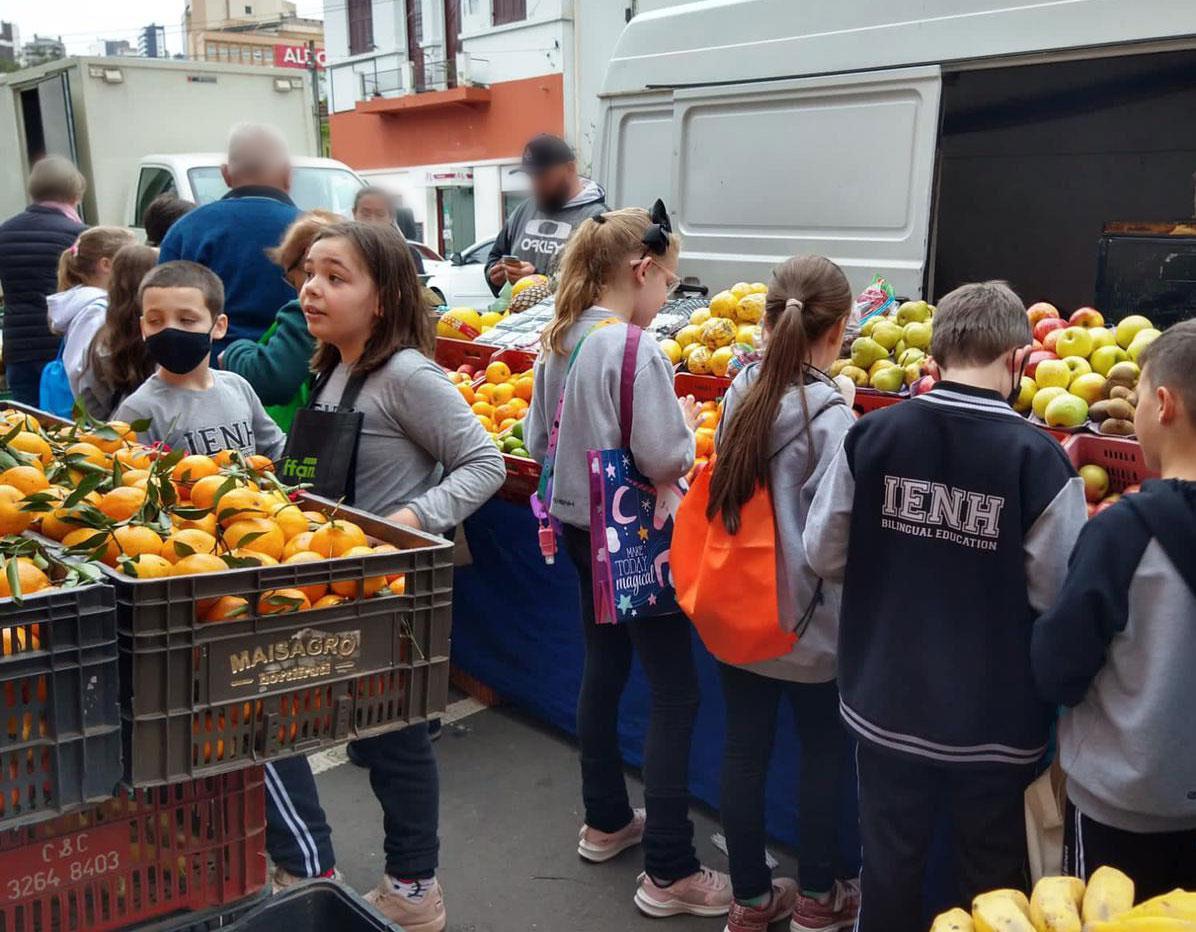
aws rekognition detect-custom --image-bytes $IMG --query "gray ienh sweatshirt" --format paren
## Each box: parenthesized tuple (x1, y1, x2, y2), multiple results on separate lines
(716, 363, 855, 683)
(1033, 479, 1196, 833)
(526, 307, 694, 529)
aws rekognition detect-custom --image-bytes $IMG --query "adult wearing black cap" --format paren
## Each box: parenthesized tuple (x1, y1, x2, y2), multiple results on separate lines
(484, 133, 607, 295)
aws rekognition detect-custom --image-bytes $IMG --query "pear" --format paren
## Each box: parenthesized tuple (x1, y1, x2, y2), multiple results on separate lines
(903, 321, 933, 350)
(851, 337, 889, 369)
(841, 365, 869, 387)
(829, 359, 850, 377)
(904, 362, 924, 386)
(896, 300, 932, 325)
(859, 317, 880, 338)
(1127, 327, 1161, 362)
(871, 365, 905, 393)
(872, 320, 904, 351)
(869, 358, 898, 378)
(898, 347, 926, 367)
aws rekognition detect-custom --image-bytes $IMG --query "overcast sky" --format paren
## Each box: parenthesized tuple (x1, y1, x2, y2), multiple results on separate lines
(5, 0, 325, 55)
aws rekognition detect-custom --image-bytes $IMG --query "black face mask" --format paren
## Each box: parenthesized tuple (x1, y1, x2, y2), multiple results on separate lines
(145, 327, 213, 375)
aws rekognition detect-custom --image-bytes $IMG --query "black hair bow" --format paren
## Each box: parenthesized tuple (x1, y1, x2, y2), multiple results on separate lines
(641, 199, 672, 255)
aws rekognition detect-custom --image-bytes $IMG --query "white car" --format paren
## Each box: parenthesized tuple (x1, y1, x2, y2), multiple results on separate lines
(422, 238, 496, 311)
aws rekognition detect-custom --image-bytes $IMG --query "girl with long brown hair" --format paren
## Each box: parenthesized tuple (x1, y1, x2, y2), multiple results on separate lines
(525, 206, 733, 919)
(709, 255, 861, 932)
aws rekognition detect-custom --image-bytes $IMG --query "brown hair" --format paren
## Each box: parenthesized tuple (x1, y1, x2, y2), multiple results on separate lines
(28, 155, 86, 203)
(1139, 318, 1196, 427)
(308, 221, 435, 377)
(707, 256, 853, 534)
(138, 261, 225, 319)
(57, 226, 135, 291)
(142, 194, 195, 247)
(268, 209, 342, 276)
(88, 244, 158, 406)
(542, 207, 681, 354)
(930, 281, 1031, 368)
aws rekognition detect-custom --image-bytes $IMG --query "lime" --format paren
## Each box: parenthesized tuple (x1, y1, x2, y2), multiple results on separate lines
(510, 447, 530, 458)
(502, 436, 524, 454)
(509, 420, 524, 440)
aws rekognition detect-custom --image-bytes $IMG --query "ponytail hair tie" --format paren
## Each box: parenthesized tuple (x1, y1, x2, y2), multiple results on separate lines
(785, 298, 803, 313)
(592, 214, 607, 225)
(68, 241, 79, 257)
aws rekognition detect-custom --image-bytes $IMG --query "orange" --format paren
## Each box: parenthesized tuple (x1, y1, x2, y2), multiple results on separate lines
(215, 487, 267, 525)
(303, 510, 328, 526)
(9, 431, 52, 466)
(269, 503, 309, 541)
(498, 418, 518, 433)
(113, 524, 163, 558)
(65, 442, 108, 468)
(0, 558, 49, 598)
(283, 530, 316, 559)
(312, 593, 347, 610)
(2, 625, 42, 654)
(117, 553, 172, 579)
(492, 403, 520, 425)
(121, 469, 151, 488)
(513, 378, 533, 403)
(172, 512, 218, 536)
(282, 550, 330, 605)
(490, 382, 516, 406)
(189, 475, 236, 511)
(3, 411, 41, 433)
(331, 545, 386, 598)
(455, 382, 476, 406)
(258, 588, 310, 615)
(114, 446, 153, 470)
(99, 486, 147, 522)
(372, 543, 405, 583)
(82, 430, 123, 454)
(170, 553, 228, 576)
(171, 455, 218, 486)
(247, 454, 275, 473)
(62, 527, 118, 564)
(224, 518, 285, 560)
(309, 520, 368, 558)
(471, 401, 495, 419)
(474, 383, 497, 401)
(0, 485, 34, 536)
(106, 421, 136, 443)
(202, 595, 249, 622)
(0, 466, 48, 497)
(211, 450, 238, 468)
(694, 428, 715, 459)
(161, 528, 218, 563)
(387, 575, 406, 595)
(40, 506, 87, 542)
(485, 361, 511, 384)
(227, 549, 278, 566)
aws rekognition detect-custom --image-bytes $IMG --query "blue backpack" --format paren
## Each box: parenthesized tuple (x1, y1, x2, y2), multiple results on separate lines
(39, 341, 74, 418)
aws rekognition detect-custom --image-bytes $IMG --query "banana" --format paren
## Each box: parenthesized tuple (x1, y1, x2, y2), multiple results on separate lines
(1119, 891, 1196, 921)
(932, 907, 975, 931)
(974, 890, 1035, 932)
(1083, 867, 1136, 923)
(1030, 876, 1084, 931)
(1085, 920, 1196, 931)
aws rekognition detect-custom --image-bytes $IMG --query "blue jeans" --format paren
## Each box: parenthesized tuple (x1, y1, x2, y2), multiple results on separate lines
(5, 360, 47, 406)
(265, 722, 440, 880)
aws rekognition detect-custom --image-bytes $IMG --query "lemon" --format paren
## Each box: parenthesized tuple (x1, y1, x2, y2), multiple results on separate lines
(709, 346, 735, 378)
(674, 324, 702, 348)
(687, 346, 713, 374)
(709, 291, 738, 319)
(689, 307, 711, 327)
(659, 339, 682, 365)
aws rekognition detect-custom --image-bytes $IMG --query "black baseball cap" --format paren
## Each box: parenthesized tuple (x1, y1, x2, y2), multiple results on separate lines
(515, 133, 575, 175)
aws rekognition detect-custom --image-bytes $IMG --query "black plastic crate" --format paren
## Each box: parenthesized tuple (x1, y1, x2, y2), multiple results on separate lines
(131, 888, 271, 932)
(227, 880, 399, 931)
(0, 582, 121, 829)
(115, 497, 454, 786)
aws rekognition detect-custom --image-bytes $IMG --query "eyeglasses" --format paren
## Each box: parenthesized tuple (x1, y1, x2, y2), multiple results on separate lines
(634, 255, 681, 297)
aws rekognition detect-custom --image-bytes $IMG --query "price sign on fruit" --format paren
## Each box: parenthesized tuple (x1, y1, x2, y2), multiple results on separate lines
(0, 821, 128, 901)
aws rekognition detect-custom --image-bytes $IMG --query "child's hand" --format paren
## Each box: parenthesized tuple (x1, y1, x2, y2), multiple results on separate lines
(678, 394, 701, 431)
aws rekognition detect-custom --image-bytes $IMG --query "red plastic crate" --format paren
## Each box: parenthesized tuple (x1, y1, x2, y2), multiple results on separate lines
(674, 372, 732, 403)
(0, 768, 266, 932)
(1064, 434, 1157, 492)
(434, 338, 497, 376)
(496, 455, 541, 504)
(488, 348, 537, 377)
(852, 389, 905, 416)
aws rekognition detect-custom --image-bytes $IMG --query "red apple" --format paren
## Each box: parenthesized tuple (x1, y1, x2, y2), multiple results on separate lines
(1032, 340, 1044, 351)
(1043, 329, 1064, 354)
(1086, 502, 1099, 518)
(1033, 318, 1068, 343)
(1069, 307, 1105, 328)
(1027, 302, 1060, 326)
(457, 364, 476, 376)
(910, 374, 938, 397)
(1025, 350, 1059, 379)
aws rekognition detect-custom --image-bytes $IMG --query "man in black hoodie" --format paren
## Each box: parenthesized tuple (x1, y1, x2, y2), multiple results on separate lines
(1033, 320, 1196, 899)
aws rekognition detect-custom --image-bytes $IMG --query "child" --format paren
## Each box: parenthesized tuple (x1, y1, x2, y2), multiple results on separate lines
(112, 261, 285, 461)
(263, 222, 503, 932)
(804, 281, 1087, 932)
(525, 207, 732, 919)
(1032, 319, 1196, 899)
(79, 243, 158, 419)
(46, 226, 136, 402)
(711, 256, 859, 932)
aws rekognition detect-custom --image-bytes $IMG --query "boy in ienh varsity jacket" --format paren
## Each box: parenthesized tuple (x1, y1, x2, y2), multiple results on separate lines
(1033, 320, 1196, 900)
(805, 282, 1087, 932)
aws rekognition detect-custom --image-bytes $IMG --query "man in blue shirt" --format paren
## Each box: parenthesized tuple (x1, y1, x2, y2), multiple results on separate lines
(159, 123, 300, 350)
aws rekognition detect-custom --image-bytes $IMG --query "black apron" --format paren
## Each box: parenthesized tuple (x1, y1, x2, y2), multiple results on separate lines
(279, 367, 369, 505)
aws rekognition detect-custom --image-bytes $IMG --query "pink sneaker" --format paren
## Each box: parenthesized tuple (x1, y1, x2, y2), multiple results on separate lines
(789, 879, 860, 932)
(634, 866, 733, 918)
(577, 808, 646, 862)
(725, 878, 800, 931)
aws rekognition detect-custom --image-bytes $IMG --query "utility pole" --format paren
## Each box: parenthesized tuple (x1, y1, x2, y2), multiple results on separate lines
(307, 39, 322, 155)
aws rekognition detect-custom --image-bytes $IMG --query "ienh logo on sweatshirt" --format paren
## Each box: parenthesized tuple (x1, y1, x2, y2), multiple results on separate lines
(880, 475, 1006, 552)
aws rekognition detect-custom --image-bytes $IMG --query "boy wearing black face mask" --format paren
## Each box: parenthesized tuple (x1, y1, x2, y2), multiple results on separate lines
(803, 281, 1088, 931)
(113, 261, 286, 460)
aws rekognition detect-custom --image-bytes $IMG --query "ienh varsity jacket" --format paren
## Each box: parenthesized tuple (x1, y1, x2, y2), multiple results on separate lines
(805, 382, 1087, 767)
(1033, 480, 1196, 832)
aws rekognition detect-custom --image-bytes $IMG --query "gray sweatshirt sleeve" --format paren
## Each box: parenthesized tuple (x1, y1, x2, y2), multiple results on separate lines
(803, 435, 854, 582)
(628, 347, 694, 485)
(1024, 475, 1088, 614)
(246, 386, 287, 461)
(525, 354, 550, 464)
(387, 365, 505, 533)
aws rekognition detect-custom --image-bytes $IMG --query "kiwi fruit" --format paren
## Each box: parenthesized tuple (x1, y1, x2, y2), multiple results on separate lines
(1089, 400, 1114, 422)
(1104, 398, 1136, 422)
(1098, 418, 1136, 436)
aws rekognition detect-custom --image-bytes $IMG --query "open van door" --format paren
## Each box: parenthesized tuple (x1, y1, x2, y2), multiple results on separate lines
(602, 66, 941, 298)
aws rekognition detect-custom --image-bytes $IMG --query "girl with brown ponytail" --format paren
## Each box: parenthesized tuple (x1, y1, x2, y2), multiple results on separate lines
(710, 255, 862, 932)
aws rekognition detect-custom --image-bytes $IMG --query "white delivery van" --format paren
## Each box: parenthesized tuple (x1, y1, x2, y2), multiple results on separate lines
(595, 0, 1196, 311)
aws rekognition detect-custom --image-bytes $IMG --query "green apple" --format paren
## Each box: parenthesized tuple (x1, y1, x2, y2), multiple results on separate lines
(1127, 328, 1161, 362)
(1035, 359, 1072, 390)
(903, 321, 932, 350)
(841, 365, 869, 387)
(1088, 326, 1116, 350)
(870, 365, 905, 393)
(502, 436, 525, 454)
(1044, 392, 1088, 428)
(896, 300, 932, 325)
(872, 321, 904, 351)
(850, 337, 889, 369)
(1062, 356, 1092, 380)
(1056, 327, 1094, 359)
(1115, 314, 1154, 349)
(1069, 372, 1106, 405)
(1078, 464, 1110, 503)
(1013, 376, 1037, 413)
(1090, 344, 1130, 376)
(1031, 386, 1069, 420)
(898, 347, 926, 367)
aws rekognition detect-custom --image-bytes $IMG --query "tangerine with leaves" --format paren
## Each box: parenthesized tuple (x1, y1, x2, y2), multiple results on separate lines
(258, 588, 310, 615)
(170, 553, 228, 576)
(309, 519, 368, 558)
(0, 485, 34, 536)
(112, 525, 164, 559)
(161, 528, 218, 564)
(283, 530, 316, 559)
(99, 486, 147, 522)
(171, 454, 219, 487)
(64, 442, 108, 468)
(114, 446, 153, 470)
(188, 475, 237, 511)
(8, 432, 52, 466)
(0, 558, 49, 598)
(282, 550, 329, 604)
(312, 593, 347, 609)
(224, 517, 285, 560)
(215, 487, 268, 525)
(117, 553, 173, 578)
(331, 545, 386, 597)
(61, 527, 118, 564)
(0, 466, 48, 497)
(203, 595, 250, 622)
(269, 503, 309, 541)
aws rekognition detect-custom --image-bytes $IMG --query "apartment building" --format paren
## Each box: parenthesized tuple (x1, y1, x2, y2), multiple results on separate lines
(185, 0, 325, 71)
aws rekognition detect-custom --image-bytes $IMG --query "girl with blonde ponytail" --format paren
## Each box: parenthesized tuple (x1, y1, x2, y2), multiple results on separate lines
(709, 255, 862, 932)
(526, 204, 734, 918)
